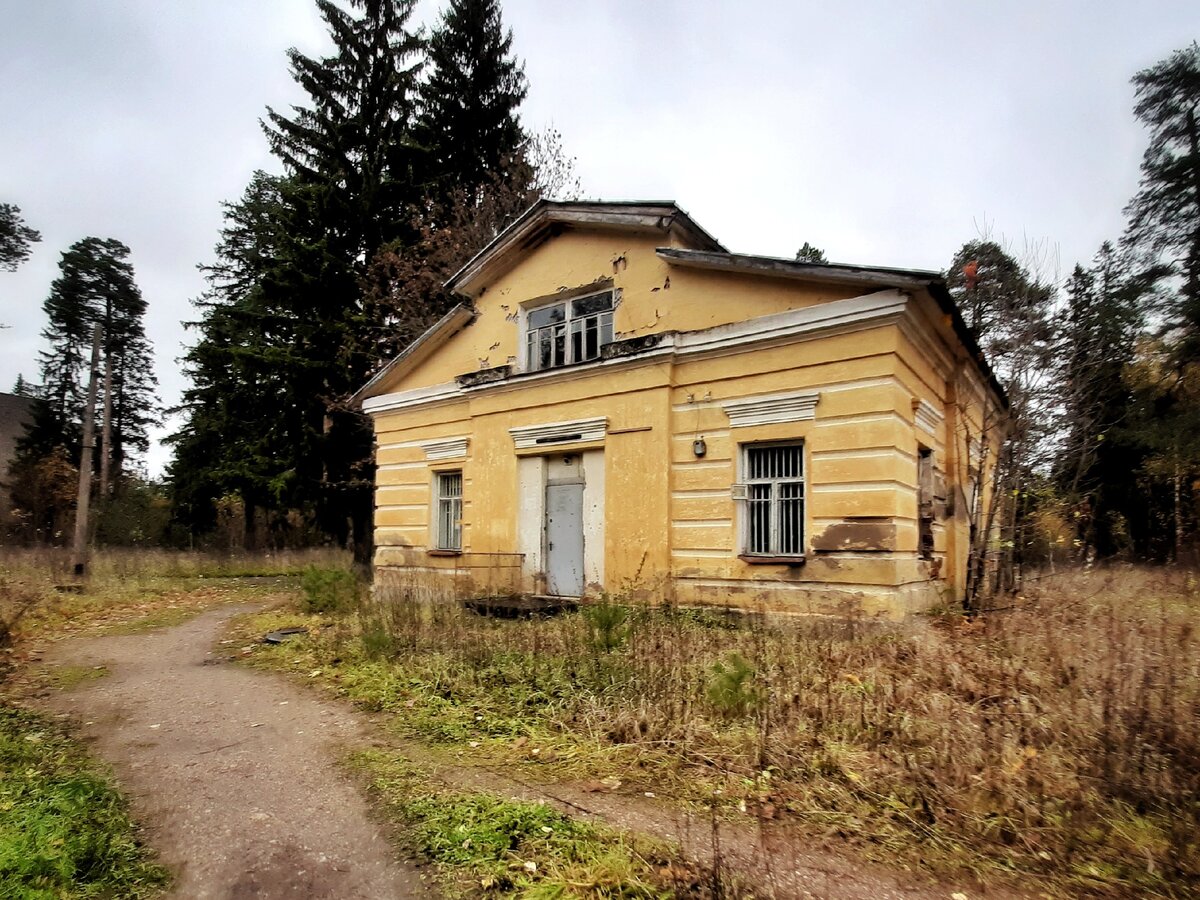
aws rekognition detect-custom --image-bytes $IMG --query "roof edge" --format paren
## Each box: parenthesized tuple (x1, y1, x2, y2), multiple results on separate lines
(350, 304, 477, 407)
(657, 248, 1007, 408)
(445, 200, 726, 298)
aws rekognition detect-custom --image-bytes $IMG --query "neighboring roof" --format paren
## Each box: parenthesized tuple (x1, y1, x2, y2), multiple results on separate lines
(348, 304, 476, 407)
(0, 393, 33, 482)
(657, 248, 1007, 408)
(445, 199, 726, 298)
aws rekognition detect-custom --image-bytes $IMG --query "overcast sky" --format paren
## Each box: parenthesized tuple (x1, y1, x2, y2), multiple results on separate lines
(1, 1, 1196, 477)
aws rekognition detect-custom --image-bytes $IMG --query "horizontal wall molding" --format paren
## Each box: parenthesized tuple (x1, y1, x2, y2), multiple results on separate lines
(723, 390, 819, 428)
(509, 416, 607, 450)
(362, 290, 912, 417)
(420, 436, 468, 460)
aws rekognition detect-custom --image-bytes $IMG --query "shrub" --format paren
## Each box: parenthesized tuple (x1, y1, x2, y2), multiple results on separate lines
(299, 565, 359, 615)
(582, 600, 629, 652)
(706, 652, 761, 718)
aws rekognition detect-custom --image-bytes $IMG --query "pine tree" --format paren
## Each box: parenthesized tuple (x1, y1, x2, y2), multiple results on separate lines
(417, 0, 528, 201)
(1125, 42, 1200, 363)
(0, 203, 40, 272)
(22, 238, 157, 473)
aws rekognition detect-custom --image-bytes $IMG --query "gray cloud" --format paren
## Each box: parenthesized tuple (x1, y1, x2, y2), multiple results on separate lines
(1, 0, 1195, 476)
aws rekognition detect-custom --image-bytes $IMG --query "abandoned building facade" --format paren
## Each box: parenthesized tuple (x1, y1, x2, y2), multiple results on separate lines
(354, 201, 1005, 616)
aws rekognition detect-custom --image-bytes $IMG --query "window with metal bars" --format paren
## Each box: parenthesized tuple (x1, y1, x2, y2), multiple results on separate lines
(524, 292, 614, 372)
(735, 443, 805, 557)
(434, 471, 462, 551)
(917, 447, 934, 560)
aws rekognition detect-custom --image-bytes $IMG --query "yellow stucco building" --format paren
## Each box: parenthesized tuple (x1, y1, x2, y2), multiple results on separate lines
(353, 201, 1006, 617)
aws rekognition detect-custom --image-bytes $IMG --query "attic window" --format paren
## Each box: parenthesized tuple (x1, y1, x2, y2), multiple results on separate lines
(524, 291, 614, 372)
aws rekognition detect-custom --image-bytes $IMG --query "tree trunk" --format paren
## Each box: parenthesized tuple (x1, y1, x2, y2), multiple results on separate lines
(243, 500, 257, 553)
(71, 325, 102, 578)
(1174, 461, 1183, 563)
(99, 350, 113, 501)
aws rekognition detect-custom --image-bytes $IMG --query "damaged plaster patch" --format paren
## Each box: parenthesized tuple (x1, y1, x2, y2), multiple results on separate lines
(456, 365, 512, 387)
(600, 332, 672, 360)
(811, 517, 898, 553)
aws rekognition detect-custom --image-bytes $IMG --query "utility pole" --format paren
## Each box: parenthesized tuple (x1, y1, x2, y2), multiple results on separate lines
(71, 324, 102, 578)
(99, 348, 113, 500)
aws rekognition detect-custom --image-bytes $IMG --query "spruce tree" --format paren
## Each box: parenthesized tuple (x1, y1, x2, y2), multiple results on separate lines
(1125, 42, 1200, 363)
(1122, 43, 1200, 560)
(170, 173, 320, 544)
(417, 0, 528, 201)
(1057, 243, 1154, 557)
(175, 2, 425, 553)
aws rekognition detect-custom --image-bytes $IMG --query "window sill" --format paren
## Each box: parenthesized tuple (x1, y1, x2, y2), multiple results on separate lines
(739, 554, 806, 566)
(426, 549, 462, 557)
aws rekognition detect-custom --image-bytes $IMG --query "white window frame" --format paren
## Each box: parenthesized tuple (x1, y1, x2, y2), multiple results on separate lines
(733, 441, 805, 559)
(433, 470, 463, 551)
(523, 290, 614, 372)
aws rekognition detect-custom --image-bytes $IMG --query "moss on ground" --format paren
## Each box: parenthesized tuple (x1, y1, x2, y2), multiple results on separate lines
(347, 749, 701, 898)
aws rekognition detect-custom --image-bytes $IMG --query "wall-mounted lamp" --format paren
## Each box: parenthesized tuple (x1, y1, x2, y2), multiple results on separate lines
(693, 438, 707, 458)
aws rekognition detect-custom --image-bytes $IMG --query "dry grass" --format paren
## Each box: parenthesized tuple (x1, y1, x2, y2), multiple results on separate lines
(244, 566, 1200, 897)
(0, 547, 348, 668)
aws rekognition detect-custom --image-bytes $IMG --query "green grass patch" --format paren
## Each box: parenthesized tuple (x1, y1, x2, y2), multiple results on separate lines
(348, 749, 695, 897)
(0, 704, 169, 898)
(40, 665, 110, 692)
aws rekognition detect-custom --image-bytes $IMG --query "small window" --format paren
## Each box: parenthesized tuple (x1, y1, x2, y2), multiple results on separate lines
(738, 443, 805, 557)
(434, 471, 462, 551)
(525, 291, 614, 372)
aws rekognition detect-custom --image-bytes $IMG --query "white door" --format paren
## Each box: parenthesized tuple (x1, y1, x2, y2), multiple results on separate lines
(545, 482, 584, 596)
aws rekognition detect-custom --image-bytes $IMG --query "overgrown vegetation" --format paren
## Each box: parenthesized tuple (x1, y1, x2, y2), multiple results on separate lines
(0, 705, 168, 898)
(0, 547, 346, 671)
(349, 749, 694, 897)
(241, 567, 1200, 897)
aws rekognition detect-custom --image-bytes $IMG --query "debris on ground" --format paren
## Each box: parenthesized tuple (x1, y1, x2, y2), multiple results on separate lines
(262, 627, 308, 644)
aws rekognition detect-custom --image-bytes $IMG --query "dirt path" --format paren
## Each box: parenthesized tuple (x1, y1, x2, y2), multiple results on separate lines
(37, 605, 432, 900)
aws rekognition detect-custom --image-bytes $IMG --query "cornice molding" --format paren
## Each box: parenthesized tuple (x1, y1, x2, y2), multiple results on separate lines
(420, 437, 468, 460)
(723, 391, 820, 428)
(509, 417, 607, 450)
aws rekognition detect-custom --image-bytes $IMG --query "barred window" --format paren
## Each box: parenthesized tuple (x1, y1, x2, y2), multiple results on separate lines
(434, 471, 462, 551)
(738, 443, 804, 557)
(525, 291, 614, 371)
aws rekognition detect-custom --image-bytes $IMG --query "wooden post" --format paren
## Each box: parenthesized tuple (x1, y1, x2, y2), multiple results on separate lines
(71, 324, 102, 578)
(99, 347, 113, 500)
